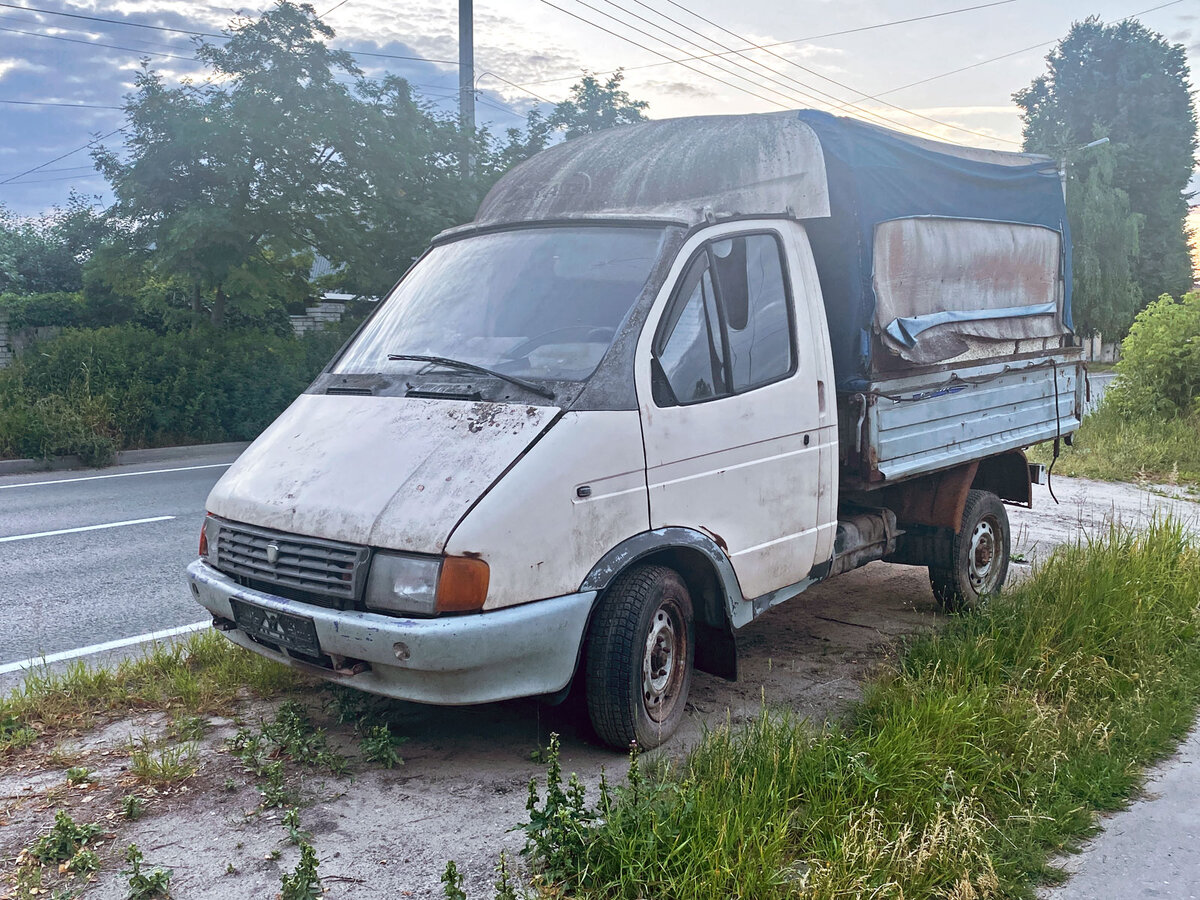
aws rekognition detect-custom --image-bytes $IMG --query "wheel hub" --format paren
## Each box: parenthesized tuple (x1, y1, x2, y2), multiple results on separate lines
(968, 517, 999, 591)
(643, 605, 682, 722)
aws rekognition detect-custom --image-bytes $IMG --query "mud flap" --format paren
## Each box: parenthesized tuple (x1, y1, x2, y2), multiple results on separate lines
(694, 620, 738, 681)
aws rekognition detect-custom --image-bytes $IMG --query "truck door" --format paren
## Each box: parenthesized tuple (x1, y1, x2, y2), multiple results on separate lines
(635, 222, 832, 605)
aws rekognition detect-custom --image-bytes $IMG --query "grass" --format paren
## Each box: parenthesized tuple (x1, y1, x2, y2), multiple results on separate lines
(128, 739, 199, 785)
(1030, 404, 1200, 486)
(524, 519, 1200, 899)
(0, 629, 299, 746)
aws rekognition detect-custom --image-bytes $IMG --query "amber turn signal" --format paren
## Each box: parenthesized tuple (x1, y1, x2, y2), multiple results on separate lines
(198, 517, 209, 559)
(435, 556, 490, 613)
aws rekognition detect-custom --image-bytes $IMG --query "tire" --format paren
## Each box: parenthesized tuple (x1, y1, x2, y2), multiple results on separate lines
(584, 564, 694, 751)
(929, 489, 1010, 613)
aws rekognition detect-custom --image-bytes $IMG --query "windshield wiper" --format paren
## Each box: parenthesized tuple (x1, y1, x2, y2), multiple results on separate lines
(386, 354, 557, 401)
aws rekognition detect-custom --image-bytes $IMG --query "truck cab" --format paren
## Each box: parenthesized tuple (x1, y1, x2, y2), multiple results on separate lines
(187, 110, 1082, 749)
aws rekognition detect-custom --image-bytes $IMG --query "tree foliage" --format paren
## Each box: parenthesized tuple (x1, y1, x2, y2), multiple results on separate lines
(547, 71, 649, 139)
(94, 3, 366, 326)
(1014, 17, 1198, 330)
(19, 3, 653, 328)
(0, 194, 111, 294)
(1067, 146, 1143, 337)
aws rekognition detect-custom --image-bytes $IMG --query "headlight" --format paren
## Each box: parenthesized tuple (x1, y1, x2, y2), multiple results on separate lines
(364, 553, 490, 616)
(365, 553, 442, 615)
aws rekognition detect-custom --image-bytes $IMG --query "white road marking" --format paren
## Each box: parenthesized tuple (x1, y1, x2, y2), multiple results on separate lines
(0, 462, 232, 490)
(0, 621, 211, 676)
(0, 515, 176, 543)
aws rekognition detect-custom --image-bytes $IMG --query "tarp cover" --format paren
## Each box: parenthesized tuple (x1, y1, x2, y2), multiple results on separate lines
(474, 112, 830, 225)
(873, 217, 1067, 364)
(795, 110, 1071, 389)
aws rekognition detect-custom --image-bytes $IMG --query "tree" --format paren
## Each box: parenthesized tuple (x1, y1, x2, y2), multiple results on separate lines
(95, 2, 364, 326)
(1067, 146, 1144, 337)
(547, 71, 649, 139)
(0, 193, 111, 294)
(1014, 17, 1198, 324)
(92, 5, 657, 313)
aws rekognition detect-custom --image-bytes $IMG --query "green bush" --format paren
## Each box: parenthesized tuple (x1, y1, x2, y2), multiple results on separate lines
(0, 291, 87, 329)
(0, 322, 354, 461)
(1107, 290, 1200, 419)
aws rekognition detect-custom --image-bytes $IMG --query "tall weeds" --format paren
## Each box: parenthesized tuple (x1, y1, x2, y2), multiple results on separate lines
(527, 520, 1200, 898)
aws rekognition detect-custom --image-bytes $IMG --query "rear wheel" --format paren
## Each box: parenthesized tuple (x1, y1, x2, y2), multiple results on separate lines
(929, 489, 1010, 613)
(584, 564, 694, 750)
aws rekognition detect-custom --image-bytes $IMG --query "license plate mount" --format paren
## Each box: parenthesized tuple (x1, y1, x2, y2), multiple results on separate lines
(230, 599, 321, 656)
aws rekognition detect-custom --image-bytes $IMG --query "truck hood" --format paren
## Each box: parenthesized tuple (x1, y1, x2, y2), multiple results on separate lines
(206, 393, 560, 553)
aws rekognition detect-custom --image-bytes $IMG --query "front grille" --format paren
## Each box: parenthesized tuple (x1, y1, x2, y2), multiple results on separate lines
(214, 520, 369, 603)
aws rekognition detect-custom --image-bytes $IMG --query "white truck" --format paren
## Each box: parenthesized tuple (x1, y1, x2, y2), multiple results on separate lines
(186, 110, 1083, 749)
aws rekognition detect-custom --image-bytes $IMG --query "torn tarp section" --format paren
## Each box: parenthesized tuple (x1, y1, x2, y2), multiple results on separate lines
(795, 110, 1072, 390)
(873, 217, 1068, 364)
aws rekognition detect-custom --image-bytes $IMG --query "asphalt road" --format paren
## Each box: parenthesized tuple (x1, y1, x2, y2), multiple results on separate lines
(0, 447, 239, 667)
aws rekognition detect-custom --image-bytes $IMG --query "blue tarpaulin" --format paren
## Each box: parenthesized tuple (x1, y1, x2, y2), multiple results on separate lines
(795, 110, 1072, 391)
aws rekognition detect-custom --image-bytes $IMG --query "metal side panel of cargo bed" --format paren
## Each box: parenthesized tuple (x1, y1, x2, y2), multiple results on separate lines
(859, 354, 1083, 483)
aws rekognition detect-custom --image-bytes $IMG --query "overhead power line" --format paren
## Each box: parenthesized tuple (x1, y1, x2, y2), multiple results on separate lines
(0, 1, 219, 36)
(2, 170, 106, 184)
(533, 0, 796, 110)
(862, 0, 1185, 100)
(0, 2, 460, 65)
(0, 164, 94, 176)
(0, 22, 200, 61)
(0, 97, 123, 110)
(586, 0, 850, 111)
(518, 0, 1016, 86)
(648, 0, 1020, 144)
(539, 0, 969, 143)
(0, 125, 126, 186)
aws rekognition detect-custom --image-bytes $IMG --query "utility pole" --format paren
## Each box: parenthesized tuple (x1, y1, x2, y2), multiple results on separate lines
(458, 0, 475, 177)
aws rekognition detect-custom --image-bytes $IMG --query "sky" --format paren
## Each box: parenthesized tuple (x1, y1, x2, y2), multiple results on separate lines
(0, 0, 1197, 228)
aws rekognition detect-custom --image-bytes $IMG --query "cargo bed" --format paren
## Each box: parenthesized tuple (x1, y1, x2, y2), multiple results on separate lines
(839, 351, 1084, 488)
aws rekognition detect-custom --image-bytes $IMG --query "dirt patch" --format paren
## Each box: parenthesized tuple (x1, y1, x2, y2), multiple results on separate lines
(2, 477, 1194, 898)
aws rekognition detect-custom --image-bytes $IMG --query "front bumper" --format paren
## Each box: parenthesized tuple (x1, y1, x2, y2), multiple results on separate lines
(185, 560, 596, 705)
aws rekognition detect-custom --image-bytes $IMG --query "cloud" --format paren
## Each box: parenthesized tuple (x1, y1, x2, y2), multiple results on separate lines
(0, 57, 39, 80)
(638, 78, 716, 99)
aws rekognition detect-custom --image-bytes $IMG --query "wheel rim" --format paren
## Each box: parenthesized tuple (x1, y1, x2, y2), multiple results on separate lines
(642, 598, 686, 723)
(968, 515, 1002, 593)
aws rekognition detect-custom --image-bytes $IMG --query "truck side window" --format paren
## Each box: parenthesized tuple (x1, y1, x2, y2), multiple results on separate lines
(657, 254, 727, 403)
(714, 234, 793, 392)
(654, 232, 794, 406)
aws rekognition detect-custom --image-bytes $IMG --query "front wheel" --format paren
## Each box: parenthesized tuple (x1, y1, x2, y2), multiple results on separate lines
(584, 564, 694, 750)
(929, 489, 1010, 613)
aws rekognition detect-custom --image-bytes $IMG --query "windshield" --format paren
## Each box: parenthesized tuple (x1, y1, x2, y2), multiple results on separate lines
(333, 226, 669, 382)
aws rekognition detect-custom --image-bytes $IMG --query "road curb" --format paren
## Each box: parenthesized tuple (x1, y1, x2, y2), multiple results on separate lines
(0, 441, 252, 477)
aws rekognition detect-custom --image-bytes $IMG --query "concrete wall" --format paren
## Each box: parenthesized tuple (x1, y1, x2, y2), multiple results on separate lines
(290, 300, 346, 336)
(0, 309, 10, 368)
(0, 310, 62, 368)
(1081, 332, 1120, 364)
